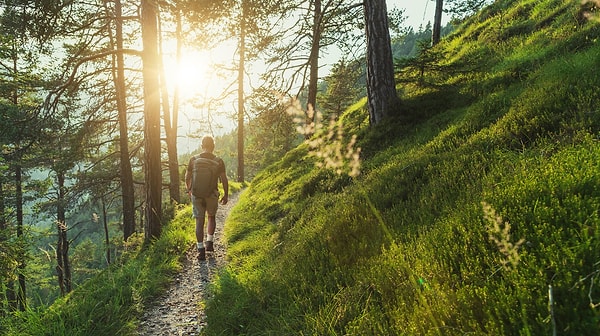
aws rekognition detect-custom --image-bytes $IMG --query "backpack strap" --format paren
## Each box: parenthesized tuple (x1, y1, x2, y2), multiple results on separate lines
(199, 152, 216, 160)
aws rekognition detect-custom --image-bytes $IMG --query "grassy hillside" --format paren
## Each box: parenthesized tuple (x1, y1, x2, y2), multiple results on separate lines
(206, 0, 600, 335)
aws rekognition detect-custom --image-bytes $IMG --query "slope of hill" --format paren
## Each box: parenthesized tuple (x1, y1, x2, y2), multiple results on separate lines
(206, 0, 600, 334)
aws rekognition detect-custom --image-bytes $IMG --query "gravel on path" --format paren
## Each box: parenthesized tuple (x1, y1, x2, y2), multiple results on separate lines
(137, 192, 239, 336)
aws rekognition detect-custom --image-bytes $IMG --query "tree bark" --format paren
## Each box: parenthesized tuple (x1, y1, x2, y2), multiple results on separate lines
(102, 198, 111, 264)
(141, 0, 163, 240)
(161, 8, 181, 203)
(237, 5, 246, 183)
(112, 0, 136, 240)
(432, 0, 444, 45)
(364, 0, 400, 125)
(307, 0, 322, 126)
(15, 165, 26, 310)
(56, 170, 72, 295)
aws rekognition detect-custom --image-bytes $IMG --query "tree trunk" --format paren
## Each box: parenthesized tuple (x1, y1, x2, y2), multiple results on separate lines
(113, 0, 136, 241)
(102, 198, 111, 265)
(15, 165, 26, 310)
(307, 0, 322, 127)
(158, 9, 180, 203)
(141, 0, 163, 241)
(432, 0, 444, 45)
(237, 6, 246, 183)
(56, 170, 72, 295)
(0, 181, 12, 313)
(10, 45, 27, 311)
(363, 0, 400, 125)
(161, 8, 181, 203)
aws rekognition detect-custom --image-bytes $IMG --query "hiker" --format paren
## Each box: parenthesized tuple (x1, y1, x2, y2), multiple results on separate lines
(185, 135, 229, 260)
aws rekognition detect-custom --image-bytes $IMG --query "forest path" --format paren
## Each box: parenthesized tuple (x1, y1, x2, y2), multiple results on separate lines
(137, 192, 240, 336)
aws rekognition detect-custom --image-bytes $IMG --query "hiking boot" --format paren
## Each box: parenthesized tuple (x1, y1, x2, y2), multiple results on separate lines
(197, 247, 206, 261)
(205, 240, 214, 252)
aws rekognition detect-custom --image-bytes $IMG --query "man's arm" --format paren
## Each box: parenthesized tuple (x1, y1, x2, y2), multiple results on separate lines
(219, 165, 229, 204)
(185, 158, 193, 192)
(220, 171, 229, 205)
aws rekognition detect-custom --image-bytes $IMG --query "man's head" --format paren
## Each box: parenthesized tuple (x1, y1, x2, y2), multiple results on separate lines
(201, 135, 215, 152)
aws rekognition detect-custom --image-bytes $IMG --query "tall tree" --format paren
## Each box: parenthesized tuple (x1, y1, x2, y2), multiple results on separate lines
(56, 116, 97, 294)
(0, 3, 26, 312)
(103, 0, 137, 240)
(235, 0, 288, 182)
(141, 0, 163, 240)
(306, 0, 323, 118)
(184, 0, 288, 183)
(237, 3, 246, 182)
(158, 4, 182, 203)
(432, 0, 444, 45)
(363, 0, 400, 125)
(0, 0, 66, 310)
(264, 0, 363, 127)
(54, 168, 71, 295)
(44, 0, 146, 247)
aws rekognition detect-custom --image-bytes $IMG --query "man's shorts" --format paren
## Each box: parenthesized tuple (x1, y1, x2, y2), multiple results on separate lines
(192, 190, 219, 218)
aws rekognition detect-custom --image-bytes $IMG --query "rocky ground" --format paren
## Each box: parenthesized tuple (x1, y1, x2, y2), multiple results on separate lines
(137, 192, 239, 336)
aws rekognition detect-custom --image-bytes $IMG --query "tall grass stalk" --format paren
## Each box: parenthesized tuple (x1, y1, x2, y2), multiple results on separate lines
(482, 201, 525, 269)
(284, 98, 394, 243)
(285, 99, 361, 178)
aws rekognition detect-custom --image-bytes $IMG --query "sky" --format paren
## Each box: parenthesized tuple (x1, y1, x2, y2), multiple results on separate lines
(391, 0, 446, 29)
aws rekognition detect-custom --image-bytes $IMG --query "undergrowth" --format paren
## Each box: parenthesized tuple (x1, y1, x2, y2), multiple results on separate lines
(0, 205, 193, 336)
(0, 182, 244, 336)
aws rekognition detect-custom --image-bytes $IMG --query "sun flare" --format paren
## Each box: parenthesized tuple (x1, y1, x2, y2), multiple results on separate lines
(164, 52, 210, 96)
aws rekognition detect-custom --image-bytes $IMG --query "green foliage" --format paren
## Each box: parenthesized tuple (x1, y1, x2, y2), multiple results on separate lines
(203, 0, 600, 335)
(396, 40, 448, 87)
(244, 89, 300, 178)
(0, 206, 196, 336)
(317, 59, 362, 119)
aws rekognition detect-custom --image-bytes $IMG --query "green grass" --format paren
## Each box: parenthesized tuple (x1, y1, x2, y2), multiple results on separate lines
(203, 0, 600, 334)
(0, 182, 244, 336)
(1, 208, 192, 336)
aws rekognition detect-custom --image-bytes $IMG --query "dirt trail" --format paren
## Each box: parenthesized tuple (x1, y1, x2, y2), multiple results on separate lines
(137, 192, 240, 336)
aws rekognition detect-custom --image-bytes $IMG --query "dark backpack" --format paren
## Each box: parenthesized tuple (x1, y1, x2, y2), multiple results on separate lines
(191, 155, 221, 198)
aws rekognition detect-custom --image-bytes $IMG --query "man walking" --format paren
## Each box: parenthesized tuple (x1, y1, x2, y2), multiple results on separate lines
(185, 135, 229, 260)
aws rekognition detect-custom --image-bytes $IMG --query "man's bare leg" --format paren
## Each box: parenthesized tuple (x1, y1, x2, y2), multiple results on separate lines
(196, 216, 206, 243)
(205, 215, 216, 251)
(196, 216, 206, 260)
